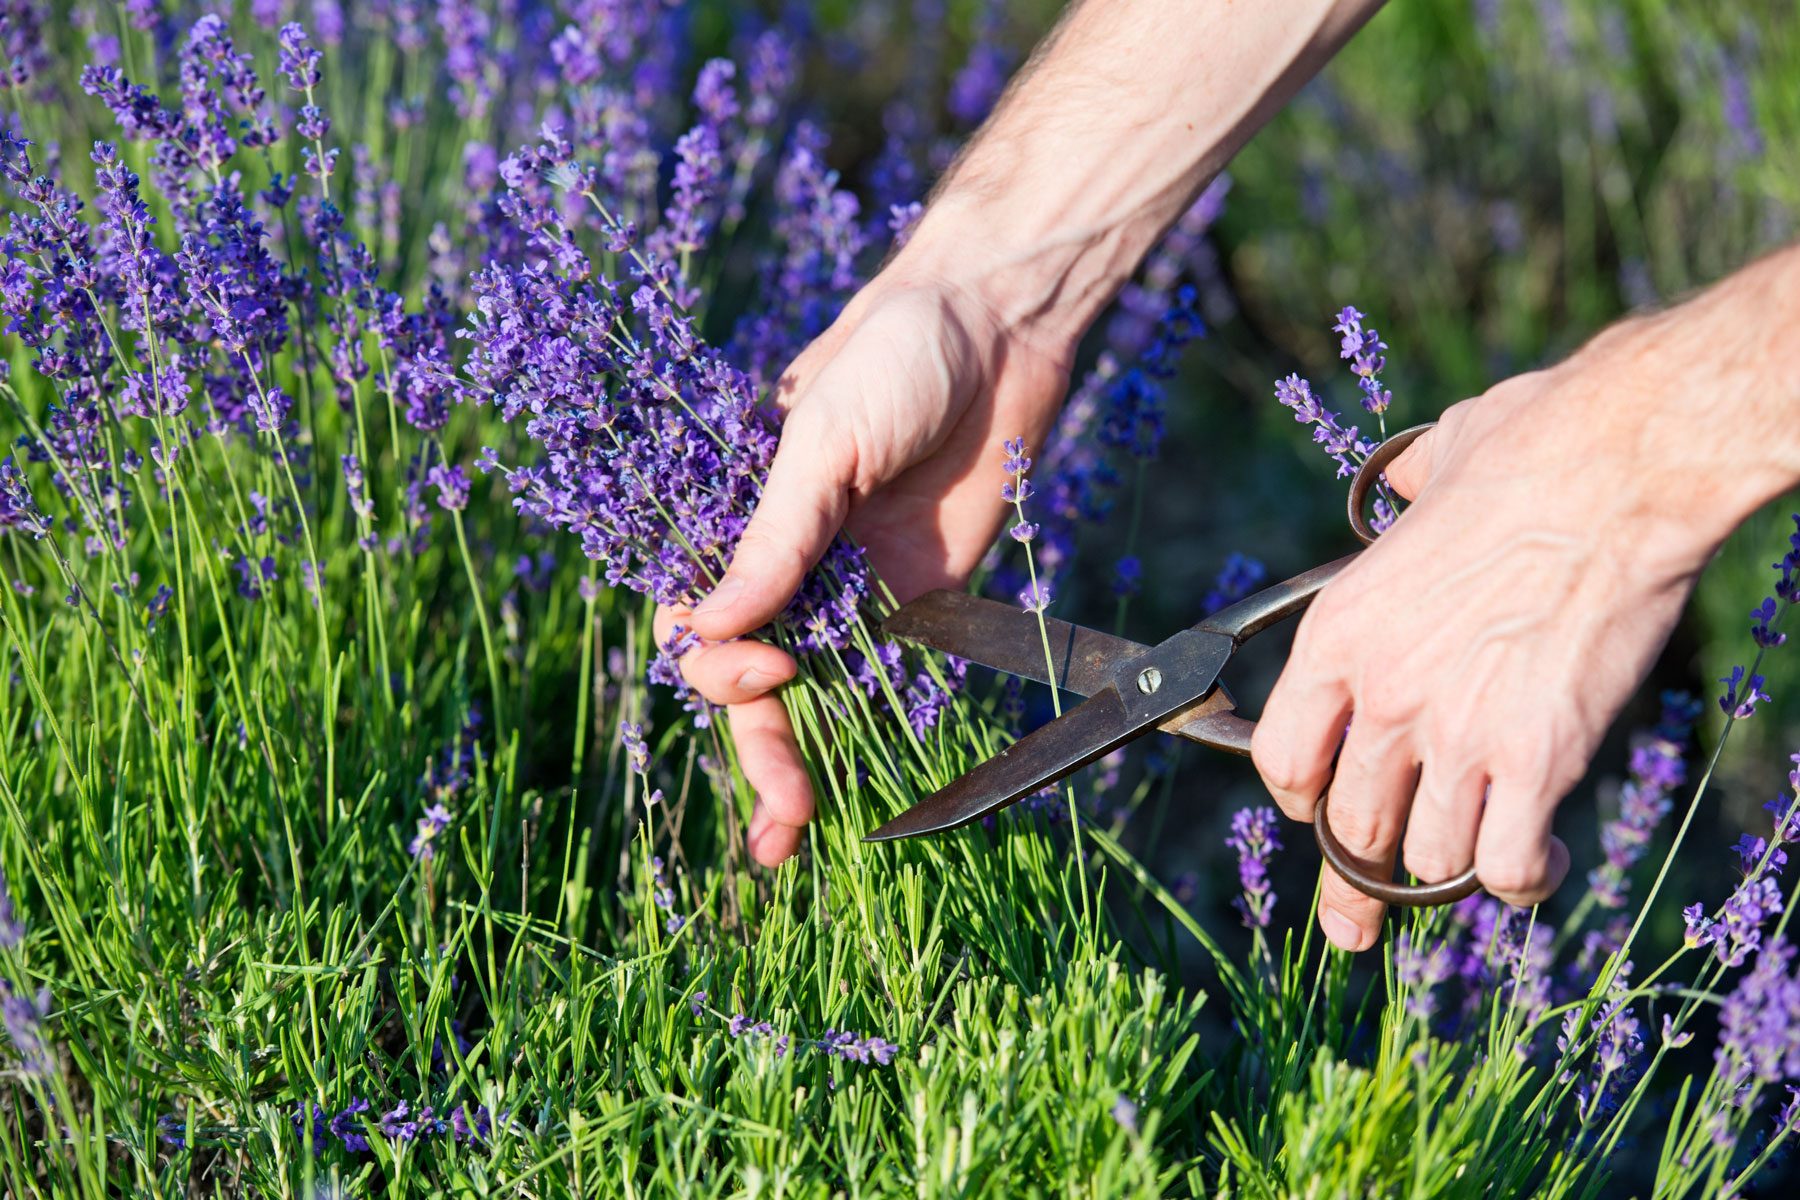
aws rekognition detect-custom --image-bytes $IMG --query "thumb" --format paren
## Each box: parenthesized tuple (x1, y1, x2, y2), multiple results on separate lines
(688, 418, 851, 641)
(1384, 428, 1437, 501)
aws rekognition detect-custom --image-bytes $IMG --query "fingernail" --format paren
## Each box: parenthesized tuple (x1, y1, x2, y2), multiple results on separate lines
(735, 666, 786, 694)
(693, 574, 744, 618)
(1320, 907, 1367, 952)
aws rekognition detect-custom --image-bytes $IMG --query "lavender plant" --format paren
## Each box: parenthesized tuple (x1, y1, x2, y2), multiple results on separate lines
(0, 5, 1793, 1198)
(0, 6, 1203, 1196)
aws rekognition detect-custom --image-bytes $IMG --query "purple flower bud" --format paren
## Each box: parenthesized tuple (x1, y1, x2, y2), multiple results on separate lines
(1112, 555, 1143, 599)
(0, 868, 22, 949)
(1751, 597, 1787, 647)
(0, 980, 52, 1077)
(408, 804, 452, 859)
(1719, 666, 1772, 720)
(277, 23, 322, 92)
(1202, 553, 1266, 615)
(1225, 806, 1282, 928)
(426, 465, 470, 512)
(620, 721, 649, 775)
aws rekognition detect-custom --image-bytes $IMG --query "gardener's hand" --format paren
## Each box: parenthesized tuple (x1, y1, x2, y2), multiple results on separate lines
(1252, 246, 1800, 952)
(655, 263, 1070, 866)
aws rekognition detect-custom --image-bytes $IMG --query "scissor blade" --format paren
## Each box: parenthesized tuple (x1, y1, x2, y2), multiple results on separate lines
(865, 686, 1140, 840)
(881, 589, 1148, 697)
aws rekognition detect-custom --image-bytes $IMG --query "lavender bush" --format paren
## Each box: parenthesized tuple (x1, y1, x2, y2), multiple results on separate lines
(0, 3, 1793, 1197)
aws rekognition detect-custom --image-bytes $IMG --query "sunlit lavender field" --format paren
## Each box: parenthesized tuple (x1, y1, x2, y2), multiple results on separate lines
(0, 2, 1796, 1196)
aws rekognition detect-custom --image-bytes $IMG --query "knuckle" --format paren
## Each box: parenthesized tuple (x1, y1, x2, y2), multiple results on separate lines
(1324, 796, 1400, 861)
(1250, 724, 1308, 802)
(1355, 673, 1418, 730)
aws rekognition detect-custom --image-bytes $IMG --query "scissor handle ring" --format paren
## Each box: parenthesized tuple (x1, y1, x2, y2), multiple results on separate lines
(1313, 792, 1482, 908)
(1319, 420, 1482, 907)
(1346, 423, 1435, 546)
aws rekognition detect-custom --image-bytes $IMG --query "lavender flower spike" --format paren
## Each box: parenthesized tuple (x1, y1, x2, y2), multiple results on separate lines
(1587, 692, 1701, 911)
(1225, 805, 1282, 928)
(1272, 373, 1371, 479)
(1333, 305, 1392, 416)
(0, 868, 22, 948)
(0, 980, 53, 1077)
(1719, 667, 1771, 720)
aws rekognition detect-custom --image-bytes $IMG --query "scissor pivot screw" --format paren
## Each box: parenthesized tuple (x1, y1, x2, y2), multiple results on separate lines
(1136, 667, 1162, 695)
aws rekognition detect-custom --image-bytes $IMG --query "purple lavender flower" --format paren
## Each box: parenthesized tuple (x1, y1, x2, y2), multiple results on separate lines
(463, 112, 923, 729)
(1225, 806, 1282, 929)
(0, 457, 46, 539)
(1751, 597, 1787, 648)
(0, 1, 50, 91)
(449, 1101, 493, 1143)
(1557, 966, 1645, 1123)
(1688, 836, 1787, 968)
(436, 0, 497, 121)
(1774, 516, 1800, 602)
(1716, 937, 1800, 1095)
(1202, 553, 1267, 615)
(1017, 581, 1052, 615)
(1111, 1095, 1140, 1134)
(650, 855, 684, 934)
(1766, 757, 1800, 841)
(887, 201, 923, 247)
(0, 981, 45, 1077)
(817, 1028, 898, 1065)
(341, 453, 373, 524)
(728, 121, 867, 385)
(620, 721, 649, 775)
(292, 1101, 329, 1151)
(1719, 667, 1771, 720)
(408, 804, 452, 860)
(277, 22, 322, 92)
(1720, 50, 1765, 160)
(947, 0, 1011, 126)
(1393, 929, 1454, 1021)
(379, 1100, 444, 1141)
(328, 1098, 372, 1153)
(426, 464, 470, 512)
(0, 868, 21, 948)
(1112, 555, 1142, 599)
(1273, 374, 1374, 479)
(1587, 692, 1701, 910)
(1332, 306, 1392, 416)
(232, 555, 278, 601)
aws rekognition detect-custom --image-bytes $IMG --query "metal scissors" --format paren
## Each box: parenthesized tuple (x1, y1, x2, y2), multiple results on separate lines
(864, 423, 1481, 908)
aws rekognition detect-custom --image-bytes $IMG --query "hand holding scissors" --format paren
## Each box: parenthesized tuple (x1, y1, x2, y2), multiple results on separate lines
(866, 425, 1482, 909)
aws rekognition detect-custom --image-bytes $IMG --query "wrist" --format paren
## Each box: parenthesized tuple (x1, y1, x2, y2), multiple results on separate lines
(882, 187, 1153, 362)
(1573, 246, 1800, 563)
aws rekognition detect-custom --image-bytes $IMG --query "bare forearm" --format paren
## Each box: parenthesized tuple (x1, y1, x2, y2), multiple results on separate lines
(1577, 242, 1800, 567)
(896, 0, 1387, 353)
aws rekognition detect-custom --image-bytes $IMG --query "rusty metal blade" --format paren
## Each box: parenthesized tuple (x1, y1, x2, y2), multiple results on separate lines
(881, 589, 1146, 697)
(882, 588, 1248, 749)
(864, 687, 1139, 840)
(865, 625, 1233, 841)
